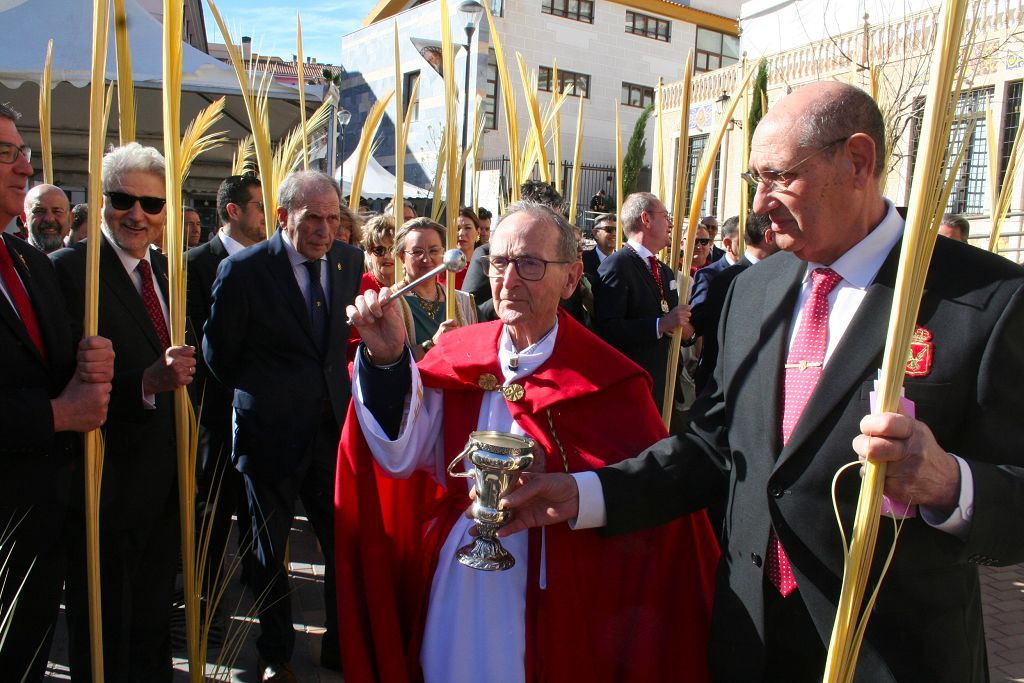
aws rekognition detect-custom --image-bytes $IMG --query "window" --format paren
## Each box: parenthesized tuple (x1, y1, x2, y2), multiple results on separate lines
(685, 134, 721, 216)
(541, 0, 594, 23)
(622, 82, 655, 109)
(484, 51, 500, 130)
(538, 66, 590, 98)
(403, 70, 420, 121)
(625, 11, 670, 42)
(695, 27, 739, 73)
(490, 0, 505, 17)
(910, 87, 993, 215)
(1001, 80, 1022, 180)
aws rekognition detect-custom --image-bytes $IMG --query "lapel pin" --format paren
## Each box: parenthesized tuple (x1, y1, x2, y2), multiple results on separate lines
(336, 262, 342, 271)
(905, 326, 933, 377)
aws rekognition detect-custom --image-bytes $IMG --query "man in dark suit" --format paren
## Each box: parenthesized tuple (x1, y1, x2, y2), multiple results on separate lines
(690, 212, 778, 394)
(186, 173, 265, 600)
(502, 82, 1024, 682)
(52, 142, 196, 681)
(689, 215, 741, 310)
(582, 212, 616, 287)
(594, 192, 694, 405)
(204, 170, 363, 682)
(0, 104, 114, 683)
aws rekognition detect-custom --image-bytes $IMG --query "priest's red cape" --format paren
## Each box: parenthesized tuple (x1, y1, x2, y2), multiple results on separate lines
(334, 311, 719, 682)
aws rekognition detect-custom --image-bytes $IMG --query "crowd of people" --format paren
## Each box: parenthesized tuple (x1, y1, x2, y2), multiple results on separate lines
(1, 80, 1022, 683)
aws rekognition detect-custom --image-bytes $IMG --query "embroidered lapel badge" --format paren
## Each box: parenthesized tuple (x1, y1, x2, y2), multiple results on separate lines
(905, 326, 933, 377)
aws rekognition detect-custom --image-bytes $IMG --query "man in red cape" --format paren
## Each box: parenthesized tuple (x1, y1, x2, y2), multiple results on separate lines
(336, 202, 719, 683)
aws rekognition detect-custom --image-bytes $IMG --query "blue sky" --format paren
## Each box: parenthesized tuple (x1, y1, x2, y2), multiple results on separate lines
(203, 0, 379, 67)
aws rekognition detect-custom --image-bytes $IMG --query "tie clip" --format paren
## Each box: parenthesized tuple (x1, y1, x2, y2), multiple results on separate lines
(785, 360, 823, 371)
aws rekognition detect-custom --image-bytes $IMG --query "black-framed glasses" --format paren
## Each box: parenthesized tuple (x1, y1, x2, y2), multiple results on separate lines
(741, 136, 850, 191)
(689, 238, 711, 247)
(0, 142, 31, 165)
(368, 245, 390, 257)
(404, 247, 444, 260)
(105, 191, 166, 215)
(485, 255, 570, 281)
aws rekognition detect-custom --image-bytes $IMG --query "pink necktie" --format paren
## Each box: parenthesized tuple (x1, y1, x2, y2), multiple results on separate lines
(137, 259, 170, 350)
(767, 267, 843, 596)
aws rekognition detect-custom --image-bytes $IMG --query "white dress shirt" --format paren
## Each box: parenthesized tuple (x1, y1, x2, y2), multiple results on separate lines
(217, 228, 248, 257)
(281, 230, 329, 308)
(576, 201, 973, 538)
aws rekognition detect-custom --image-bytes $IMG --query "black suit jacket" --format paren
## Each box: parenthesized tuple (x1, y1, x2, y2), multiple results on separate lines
(689, 254, 737, 310)
(186, 235, 232, 431)
(51, 236, 178, 530)
(594, 245, 679, 402)
(582, 247, 603, 287)
(203, 230, 362, 478)
(598, 237, 1024, 682)
(0, 234, 77, 556)
(690, 257, 751, 394)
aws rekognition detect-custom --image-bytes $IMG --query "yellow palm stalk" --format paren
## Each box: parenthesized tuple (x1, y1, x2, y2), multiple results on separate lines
(232, 135, 255, 175)
(440, 0, 461, 319)
(986, 107, 1024, 253)
(823, 0, 971, 679)
(180, 98, 228, 181)
(567, 94, 585, 224)
(84, 0, 110, 678)
(113, 0, 135, 143)
(393, 22, 405, 227)
(39, 39, 54, 185)
(615, 101, 623, 249)
(296, 13, 309, 170)
(552, 62, 561, 192)
(735, 77, 751, 256)
(207, 0, 275, 236)
(160, 0, 203, 677)
(272, 99, 333, 191)
(348, 92, 395, 213)
(661, 63, 753, 427)
(652, 78, 664, 200)
(470, 95, 484, 210)
(484, 2, 520, 201)
(516, 54, 550, 183)
(431, 133, 448, 222)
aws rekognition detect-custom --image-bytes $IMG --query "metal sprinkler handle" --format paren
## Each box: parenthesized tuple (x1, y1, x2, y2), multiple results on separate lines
(346, 248, 467, 325)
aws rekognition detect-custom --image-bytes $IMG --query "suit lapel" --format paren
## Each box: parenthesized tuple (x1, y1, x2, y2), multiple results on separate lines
(623, 246, 662, 302)
(99, 236, 163, 354)
(266, 231, 318, 347)
(776, 244, 901, 469)
(0, 236, 47, 366)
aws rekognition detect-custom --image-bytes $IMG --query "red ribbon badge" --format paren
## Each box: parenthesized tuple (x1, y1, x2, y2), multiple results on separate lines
(905, 326, 933, 378)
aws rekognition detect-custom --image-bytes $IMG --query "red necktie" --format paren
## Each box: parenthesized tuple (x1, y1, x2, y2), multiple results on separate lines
(0, 238, 46, 359)
(136, 259, 170, 350)
(767, 267, 843, 596)
(647, 255, 661, 287)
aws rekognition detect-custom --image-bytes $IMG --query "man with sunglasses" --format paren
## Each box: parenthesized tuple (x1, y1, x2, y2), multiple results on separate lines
(204, 170, 363, 682)
(0, 103, 115, 683)
(500, 81, 1024, 682)
(185, 173, 265, 620)
(51, 142, 197, 681)
(594, 191, 695, 409)
(336, 201, 719, 683)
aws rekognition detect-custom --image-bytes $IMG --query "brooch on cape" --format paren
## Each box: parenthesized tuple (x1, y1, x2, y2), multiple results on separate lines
(478, 373, 525, 402)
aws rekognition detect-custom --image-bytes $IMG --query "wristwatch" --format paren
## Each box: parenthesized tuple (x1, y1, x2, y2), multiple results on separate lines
(681, 332, 698, 348)
(421, 338, 436, 352)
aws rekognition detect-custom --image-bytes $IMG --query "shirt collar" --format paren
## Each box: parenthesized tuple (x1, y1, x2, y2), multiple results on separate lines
(744, 249, 761, 265)
(281, 229, 326, 267)
(102, 227, 152, 276)
(218, 227, 247, 256)
(497, 319, 559, 384)
(802, 200, 903, 289)
(626, 238, 655, 261)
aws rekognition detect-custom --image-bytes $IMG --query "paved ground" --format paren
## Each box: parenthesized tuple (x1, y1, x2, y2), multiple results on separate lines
(44, 512, 1024, 682)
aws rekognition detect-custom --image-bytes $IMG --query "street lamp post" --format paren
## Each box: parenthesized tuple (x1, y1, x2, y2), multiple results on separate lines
(338, 108, 352, 199)
(458, 0, 484, 206)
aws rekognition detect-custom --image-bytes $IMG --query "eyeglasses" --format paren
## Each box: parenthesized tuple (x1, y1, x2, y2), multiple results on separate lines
(741, 136, 850, 191)
(485, 255, 570, 281)
(243, 200, 264, 212)
(688, 238, 711, 247)
(404, 247, 445, 260)
(0, 142, 31, 165)
(105, 191, 167, 215)
(368, 245, 390, 257)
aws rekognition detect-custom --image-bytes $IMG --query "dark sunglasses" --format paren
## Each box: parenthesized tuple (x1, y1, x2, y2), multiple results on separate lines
(105, 191, 166, 215)
(367, 245, 390, 257)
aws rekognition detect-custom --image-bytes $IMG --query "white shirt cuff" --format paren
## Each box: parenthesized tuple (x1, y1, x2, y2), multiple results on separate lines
(142, 382, 156, 409)
(654, 318, 662, 339)
(920, 454, 974, 540)
(568, 470, 607, 530)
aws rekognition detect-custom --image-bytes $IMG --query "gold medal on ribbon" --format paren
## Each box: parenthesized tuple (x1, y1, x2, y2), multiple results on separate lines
(661, 299, 670, 313)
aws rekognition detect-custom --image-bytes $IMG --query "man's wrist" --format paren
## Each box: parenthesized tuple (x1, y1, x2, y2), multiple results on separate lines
(363, 344, 408, 369)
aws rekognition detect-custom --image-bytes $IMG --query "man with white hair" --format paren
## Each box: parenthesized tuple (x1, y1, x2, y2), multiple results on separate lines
(52, 142, 196, 681)
(24, 183, 70, 254)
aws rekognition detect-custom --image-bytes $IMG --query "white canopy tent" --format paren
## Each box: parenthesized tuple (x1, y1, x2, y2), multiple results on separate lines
(334, 151, 433, 200)
(0, 0, 320, 195)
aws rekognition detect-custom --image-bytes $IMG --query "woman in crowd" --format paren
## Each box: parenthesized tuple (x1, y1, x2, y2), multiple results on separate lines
(394, 218, 457, 360)
(454, 208, 480, 290)
(679, 225, 712, 275)
(336, 204, 364, 245)
(349, 215, 397, 360)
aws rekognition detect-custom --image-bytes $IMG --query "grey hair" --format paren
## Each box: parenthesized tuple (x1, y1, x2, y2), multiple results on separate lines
(619, 192, 660, 235)
(0, 102, 21, 122)
(277, 170, 342, 213)
(721, 215, 740, 240)
(940, 213, 970, 241)
(393, 217, 446, 256)
(795, 82, 886, 178)
(494, 200, 578, 262)
(102, 143, 166, 192)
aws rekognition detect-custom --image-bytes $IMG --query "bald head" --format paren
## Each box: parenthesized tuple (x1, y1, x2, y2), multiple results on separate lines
(24, 183, 70, 253)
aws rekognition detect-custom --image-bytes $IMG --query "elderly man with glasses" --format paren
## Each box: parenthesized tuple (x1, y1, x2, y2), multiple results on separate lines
(501, 81, 1024, 682)
(51, 142, 196, 681)
(336, 200, 719, 683)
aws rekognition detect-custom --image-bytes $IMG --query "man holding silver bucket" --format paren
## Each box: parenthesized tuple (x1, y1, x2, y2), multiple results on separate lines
(335, 200, 719, 683)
